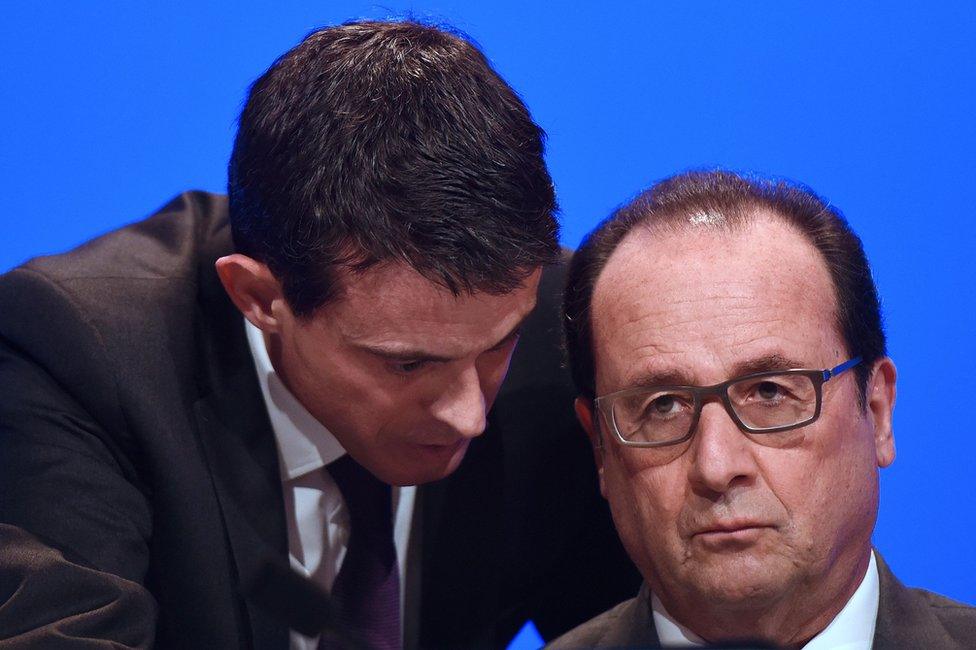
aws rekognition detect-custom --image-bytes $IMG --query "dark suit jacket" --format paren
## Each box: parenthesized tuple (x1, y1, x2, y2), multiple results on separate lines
(545, 553, 976, 649)
(0, 192, 640, 649)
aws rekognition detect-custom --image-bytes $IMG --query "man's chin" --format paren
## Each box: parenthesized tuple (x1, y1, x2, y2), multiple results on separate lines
(383, 438, 471, 486)
(681, 560, 793, 610)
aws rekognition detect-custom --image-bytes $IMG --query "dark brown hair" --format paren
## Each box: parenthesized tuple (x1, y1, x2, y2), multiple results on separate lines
(228, 20, 559, 315)
(564, 170, 886, 402)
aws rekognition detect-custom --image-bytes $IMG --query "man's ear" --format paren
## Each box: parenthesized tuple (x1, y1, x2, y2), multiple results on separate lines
(866, 357, 897, 468)
(215, 254, 289, 332)
(575, 396, 608, 498)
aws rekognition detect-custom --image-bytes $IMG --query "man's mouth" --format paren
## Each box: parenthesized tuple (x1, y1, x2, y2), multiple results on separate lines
(416, 438, 468, 452)
(692, 521, 773, 546)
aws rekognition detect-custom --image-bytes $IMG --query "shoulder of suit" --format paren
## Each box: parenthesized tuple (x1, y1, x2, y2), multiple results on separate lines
(906, 585, 976, 640)
(0, 190, 231, 350)
(874, 550, 976, 649)
(544, 595, 643, 649)
(12, 190, 230, 285)
(0, 191, 232, 432)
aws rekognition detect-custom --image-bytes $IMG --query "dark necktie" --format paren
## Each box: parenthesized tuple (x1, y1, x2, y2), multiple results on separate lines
(326, 455, 401, 650)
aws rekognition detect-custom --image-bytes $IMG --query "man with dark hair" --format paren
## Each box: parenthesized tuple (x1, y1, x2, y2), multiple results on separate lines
(0, 20, 637, 649)
(552, 170, 976, 648)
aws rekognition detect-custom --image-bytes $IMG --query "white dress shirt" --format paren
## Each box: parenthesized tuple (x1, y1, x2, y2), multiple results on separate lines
(245, 321, 417, 650)
(652, 551, 880, 649)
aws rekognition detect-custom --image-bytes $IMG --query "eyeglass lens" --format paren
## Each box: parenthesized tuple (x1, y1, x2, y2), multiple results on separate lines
(612, 373, 819, 445)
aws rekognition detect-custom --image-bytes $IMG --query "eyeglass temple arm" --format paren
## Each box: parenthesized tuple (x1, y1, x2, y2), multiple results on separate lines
(823, 356, 863, 382)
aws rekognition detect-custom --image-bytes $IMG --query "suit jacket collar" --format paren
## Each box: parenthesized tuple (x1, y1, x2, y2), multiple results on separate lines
(872, 552, 959, 649)
(191, 215, 290, 649)
(603, 584, 661, 648)
(243, 319, 346, 480)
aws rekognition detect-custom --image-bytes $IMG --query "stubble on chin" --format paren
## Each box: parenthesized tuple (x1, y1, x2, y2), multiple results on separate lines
(660, 532, 808, 616)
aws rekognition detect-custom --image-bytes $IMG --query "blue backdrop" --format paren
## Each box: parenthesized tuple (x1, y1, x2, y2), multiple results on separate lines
(2, 2, 973, 644)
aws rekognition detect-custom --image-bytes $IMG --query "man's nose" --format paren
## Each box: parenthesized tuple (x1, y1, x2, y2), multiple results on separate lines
(430, 365, 487, 439)
(687, 400, 758, 495)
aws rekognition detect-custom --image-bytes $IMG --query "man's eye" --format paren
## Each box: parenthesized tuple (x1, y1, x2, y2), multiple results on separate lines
(393, 360, 430, 374)
(651, 395, 678, 414)
(756, 381, 782, 400)
(751, 380, 796, 403)
(643, 393, 687, 417)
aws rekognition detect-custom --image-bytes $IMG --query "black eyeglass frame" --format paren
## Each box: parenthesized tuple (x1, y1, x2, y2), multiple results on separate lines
(593, 357, 863, 448)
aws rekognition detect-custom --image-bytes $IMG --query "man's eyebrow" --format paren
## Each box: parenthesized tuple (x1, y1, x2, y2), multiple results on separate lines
(358, 344, 456, 363)
(628, 369, 693, 388)
(354, 313, 532, 363)
(626, 354, 809, 389)
(730, 354, 808, 377)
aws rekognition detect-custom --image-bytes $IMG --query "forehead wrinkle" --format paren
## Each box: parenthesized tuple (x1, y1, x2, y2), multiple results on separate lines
(598, 293, 798, 349)
(610, 311, 822, 384)
(591, 227, 846, 396)
(332, 267, 539, 360)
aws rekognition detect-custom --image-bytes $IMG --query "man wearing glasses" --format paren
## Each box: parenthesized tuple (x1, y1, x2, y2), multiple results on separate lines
(552, 170, 975, 648)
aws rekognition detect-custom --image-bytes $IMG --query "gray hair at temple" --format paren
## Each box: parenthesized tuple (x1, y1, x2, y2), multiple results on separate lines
(563, 170, 886, 403)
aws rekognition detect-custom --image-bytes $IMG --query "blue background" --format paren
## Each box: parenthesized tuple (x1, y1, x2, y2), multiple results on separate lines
(2, 2, 974, 645)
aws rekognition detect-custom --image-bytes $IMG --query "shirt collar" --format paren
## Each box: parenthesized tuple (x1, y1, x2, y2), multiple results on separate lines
(245, 319, 346, 481)
(652, 550, 880, 649)
(651, 592, 705, 647)
(803, 550, 879, 650)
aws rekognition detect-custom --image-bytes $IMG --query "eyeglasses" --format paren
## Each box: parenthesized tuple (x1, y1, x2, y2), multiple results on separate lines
(593, 357, 862, 448)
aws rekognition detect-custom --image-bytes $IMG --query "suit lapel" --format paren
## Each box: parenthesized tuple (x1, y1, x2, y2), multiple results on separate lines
(603, 585, 661, 648)
(872, 552, 957, 649)
(194, 369, 288, 650)
(191, 224, 290, 650)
